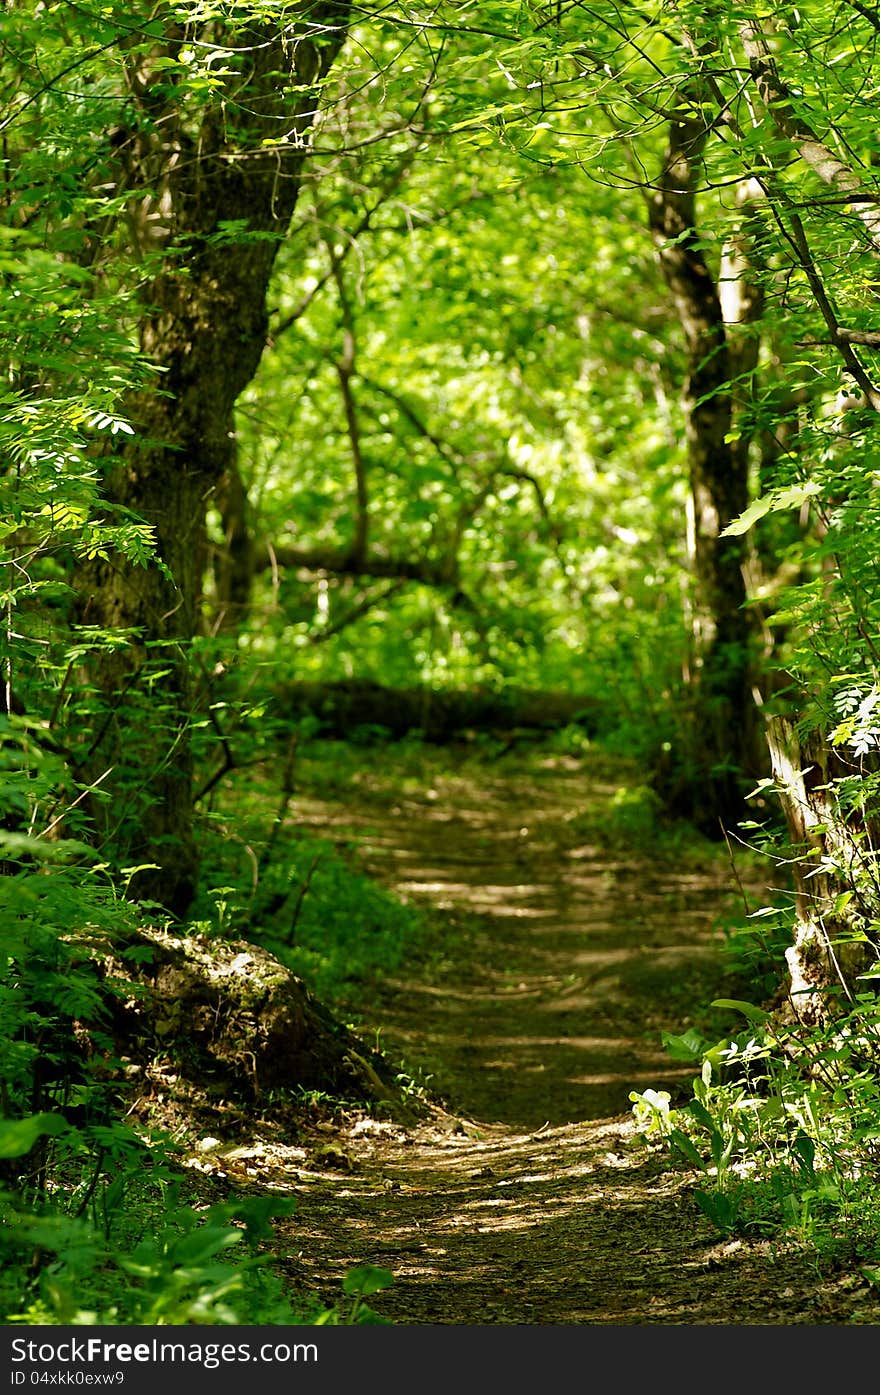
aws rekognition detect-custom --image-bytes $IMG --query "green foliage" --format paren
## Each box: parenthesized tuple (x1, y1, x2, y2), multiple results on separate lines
(635, 994, 880, 1257)
(9, 0, 880, 1324)
(194, 747, 431, 1005)
(0, 727, 321, 1326)
(314, 1265, 395, 1326)
(0, 1169, 335, 1325)
(714, 893, 795, 1002)
(564, 781, 704, 857)
(247, 830, 427, 1002)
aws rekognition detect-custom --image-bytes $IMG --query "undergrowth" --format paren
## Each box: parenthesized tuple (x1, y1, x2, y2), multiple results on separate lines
(0, 719, 402, 1327)
(198, 828, 428, 1007)
(632, 886, 880, 1290)
(193, 747, 434, 1009)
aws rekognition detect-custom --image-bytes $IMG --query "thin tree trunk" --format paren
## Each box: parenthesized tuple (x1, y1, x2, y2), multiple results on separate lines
(737, 19, 880, 1013)
(765, 716, 878, 1024)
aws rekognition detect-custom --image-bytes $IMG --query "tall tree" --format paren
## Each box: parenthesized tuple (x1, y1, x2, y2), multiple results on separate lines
(65, 2, 354, 910)
(646, 110, 758, 828)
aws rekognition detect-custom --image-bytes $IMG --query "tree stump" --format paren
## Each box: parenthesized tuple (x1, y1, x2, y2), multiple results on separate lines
(108, 928, 399, 1107)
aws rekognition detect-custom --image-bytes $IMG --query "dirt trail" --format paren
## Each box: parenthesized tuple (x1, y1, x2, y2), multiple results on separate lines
(297, 747, 732, 1126)
(204, 745, 880, 1324)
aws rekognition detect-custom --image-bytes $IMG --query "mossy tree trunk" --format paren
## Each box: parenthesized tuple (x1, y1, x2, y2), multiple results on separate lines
(75, 8, 351, 912)
(647, 113, 759, 831)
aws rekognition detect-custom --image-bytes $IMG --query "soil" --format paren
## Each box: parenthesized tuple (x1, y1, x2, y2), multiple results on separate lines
(186, 742, 880, 1325)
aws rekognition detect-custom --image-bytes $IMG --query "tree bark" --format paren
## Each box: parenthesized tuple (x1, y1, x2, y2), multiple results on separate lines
(75, 7, 351, 910)
(647, 115, 758, 829)
(765, 716, 878, 1024)
(211, 457, 254, 633)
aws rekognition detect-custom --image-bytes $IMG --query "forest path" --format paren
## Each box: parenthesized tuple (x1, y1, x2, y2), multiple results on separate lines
(295, 743, 737, 1126)
(218, 742, 877, 1323)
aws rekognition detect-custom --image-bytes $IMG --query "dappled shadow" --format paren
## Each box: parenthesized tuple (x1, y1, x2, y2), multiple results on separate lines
(291, 748, 745, 1124)
(262, 1114, 854, 1325)
(200, 745, 880, 1324)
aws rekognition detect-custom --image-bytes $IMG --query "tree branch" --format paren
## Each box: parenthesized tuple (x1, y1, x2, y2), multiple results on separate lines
(740, 20, 880, 254)
(309, 579, 406, 644)
(360, 375, 466, 471)
(257, 541, 460, 589)
(843, 0, 880, 33)
(270, 146, 421, 340)
(327, 254, 369, 566)
(682, 34, 880, 410)
(835, 327, 880, 347)
(759, 184, 880, 411)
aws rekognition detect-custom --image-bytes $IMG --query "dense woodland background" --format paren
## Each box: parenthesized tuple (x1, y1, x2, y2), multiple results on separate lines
(5, 0, 880, 1325)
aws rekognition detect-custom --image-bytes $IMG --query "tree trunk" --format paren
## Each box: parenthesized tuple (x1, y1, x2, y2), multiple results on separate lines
(76, 460, 209, 912)
(648, 114, 758, 830)
(74, 9, 351, 910)
(211, 458, 254, 633)
(766, 716, 878, 1025)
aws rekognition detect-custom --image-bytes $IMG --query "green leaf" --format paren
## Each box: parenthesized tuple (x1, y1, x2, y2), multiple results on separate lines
(688, 1099, 717, 1132)
(720, 482, 821, 537)
(661, 1027, 706, 1061)
(710, 999, 769, 1024)
(0, 1113, 69, 1159)
(668, 1128, 707, 1172)
(342, 1264, 394, 1297)
(170, 1226, 243, 1265)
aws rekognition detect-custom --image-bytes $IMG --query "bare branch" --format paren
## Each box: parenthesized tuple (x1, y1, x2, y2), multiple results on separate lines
(258, 541, 459, 589)
(835, 327, 880, 347)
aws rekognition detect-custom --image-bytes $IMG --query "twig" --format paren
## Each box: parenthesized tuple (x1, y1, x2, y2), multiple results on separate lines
(719, 817, 752, 915)
(191, 649, 240, 805)
(310, 580, 405, 644)
(284, 851, 327, 945)
(259, 729, 300, 874)
(40, 766, 114, 840)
